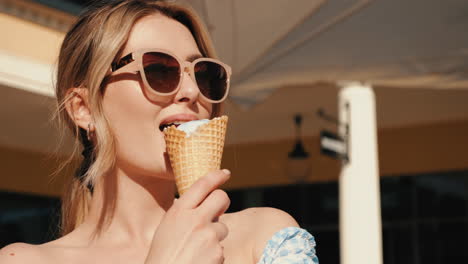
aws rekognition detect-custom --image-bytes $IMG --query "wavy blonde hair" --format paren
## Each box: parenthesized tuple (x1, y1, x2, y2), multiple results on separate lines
(55, 0, 221, 236)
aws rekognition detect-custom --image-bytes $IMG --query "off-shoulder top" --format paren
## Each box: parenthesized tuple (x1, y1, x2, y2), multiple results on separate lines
(257, 227, 319, 264)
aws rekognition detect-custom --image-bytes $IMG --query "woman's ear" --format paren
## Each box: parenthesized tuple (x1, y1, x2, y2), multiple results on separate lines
(65, 87, 93, 131)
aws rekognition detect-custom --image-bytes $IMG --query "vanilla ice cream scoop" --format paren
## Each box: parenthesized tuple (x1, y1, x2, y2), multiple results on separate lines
(176, 119, 210, 137)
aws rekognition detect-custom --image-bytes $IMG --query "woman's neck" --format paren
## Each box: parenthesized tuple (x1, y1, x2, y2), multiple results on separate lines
(82, 167, 176, 248)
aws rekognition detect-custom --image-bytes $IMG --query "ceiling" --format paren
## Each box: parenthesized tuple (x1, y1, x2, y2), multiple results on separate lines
(182, 0, 468, 106)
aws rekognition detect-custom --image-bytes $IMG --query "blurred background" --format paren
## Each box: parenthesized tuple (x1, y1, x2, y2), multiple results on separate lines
(1, 0, 468, 263)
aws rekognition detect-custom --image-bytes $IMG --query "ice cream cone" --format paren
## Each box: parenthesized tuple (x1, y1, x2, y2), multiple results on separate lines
(164, 116, 228, 195)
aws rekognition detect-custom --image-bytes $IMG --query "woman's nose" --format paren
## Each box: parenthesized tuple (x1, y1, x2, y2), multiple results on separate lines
(174, 67, 199, 103)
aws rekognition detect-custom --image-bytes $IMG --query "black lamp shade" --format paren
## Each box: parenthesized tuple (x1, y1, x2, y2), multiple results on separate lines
(289, 140, 309, 159)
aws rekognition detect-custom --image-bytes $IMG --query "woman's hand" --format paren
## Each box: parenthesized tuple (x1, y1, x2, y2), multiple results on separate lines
(145, 169, 231, 264)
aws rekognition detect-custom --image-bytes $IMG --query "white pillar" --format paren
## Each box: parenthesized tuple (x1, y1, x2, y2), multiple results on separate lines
(338, 83, 383, 264)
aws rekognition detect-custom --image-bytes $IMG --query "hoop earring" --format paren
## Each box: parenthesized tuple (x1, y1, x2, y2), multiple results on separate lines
(87, 123, 95, 140)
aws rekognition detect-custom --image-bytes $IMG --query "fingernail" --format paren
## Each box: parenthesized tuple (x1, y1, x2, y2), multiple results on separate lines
(222, 169, 231, 175)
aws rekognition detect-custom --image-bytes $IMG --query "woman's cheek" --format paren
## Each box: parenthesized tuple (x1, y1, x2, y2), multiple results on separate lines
(102, 83, 171, 177)
(112, 120, 172, 177)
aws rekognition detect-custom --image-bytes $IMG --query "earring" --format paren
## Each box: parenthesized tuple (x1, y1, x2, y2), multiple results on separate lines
(87, 123, 95, 141)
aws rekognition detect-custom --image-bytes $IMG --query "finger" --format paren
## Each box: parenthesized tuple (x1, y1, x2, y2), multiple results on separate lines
(211, 221, 229, 241)
(198, 189, 230, 220)
(178, 169, 230, 209)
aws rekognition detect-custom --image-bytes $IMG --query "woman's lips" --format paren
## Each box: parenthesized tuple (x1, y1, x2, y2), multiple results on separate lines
(159, 113, 198, 131)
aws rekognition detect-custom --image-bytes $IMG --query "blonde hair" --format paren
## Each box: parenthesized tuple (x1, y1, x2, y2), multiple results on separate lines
(55, 0, 221, 236)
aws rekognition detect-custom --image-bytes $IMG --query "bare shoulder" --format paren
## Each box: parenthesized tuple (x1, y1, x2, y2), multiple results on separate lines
(222, 207, 299, 262)
(0, 231, 83, 264)
(223, 207, 298, 229)
(0, 243, 47, 263)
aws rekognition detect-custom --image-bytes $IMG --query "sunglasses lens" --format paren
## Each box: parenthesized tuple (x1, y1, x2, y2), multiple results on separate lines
(142, 52, 180, 94)
(194, 61, 228, 102)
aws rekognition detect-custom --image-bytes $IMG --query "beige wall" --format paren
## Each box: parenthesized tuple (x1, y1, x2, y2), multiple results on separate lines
(0, 146, 70, 197)
(2, 119, 467, 197)
(378, 120, 468, 176)
(222, 119, 468, 190)
(0, 6, 68, 64)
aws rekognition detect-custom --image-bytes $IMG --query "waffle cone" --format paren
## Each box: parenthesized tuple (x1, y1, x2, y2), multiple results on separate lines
(164, 116, 228, 195)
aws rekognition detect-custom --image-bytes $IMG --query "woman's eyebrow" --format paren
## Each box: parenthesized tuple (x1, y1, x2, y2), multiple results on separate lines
(186, 54, 203, 62)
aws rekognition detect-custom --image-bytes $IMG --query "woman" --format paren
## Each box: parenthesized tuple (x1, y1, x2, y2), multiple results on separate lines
(0, 1, 318, 263)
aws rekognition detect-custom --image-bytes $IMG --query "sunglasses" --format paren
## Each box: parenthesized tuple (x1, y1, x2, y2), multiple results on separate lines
(110, 49, 231, 103)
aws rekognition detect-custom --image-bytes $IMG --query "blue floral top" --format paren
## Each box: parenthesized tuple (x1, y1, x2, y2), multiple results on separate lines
(257, 227, 319, 264)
